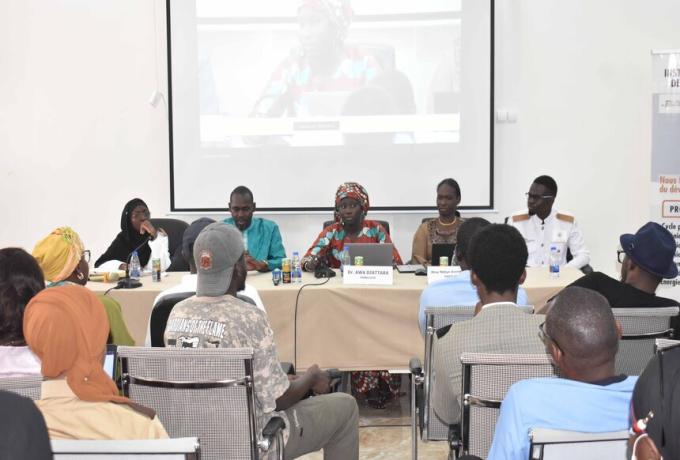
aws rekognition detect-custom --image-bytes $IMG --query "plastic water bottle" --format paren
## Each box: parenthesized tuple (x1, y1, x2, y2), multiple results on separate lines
(549, 245, 560, 279)
(242, 232, 249, 254)
(291, 251, 302, 283)
(341, 248, 351, 276)
(129, 251, 142, 280)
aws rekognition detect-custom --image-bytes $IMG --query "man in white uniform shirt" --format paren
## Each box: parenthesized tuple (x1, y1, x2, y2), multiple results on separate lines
(509, 175, 590, 269)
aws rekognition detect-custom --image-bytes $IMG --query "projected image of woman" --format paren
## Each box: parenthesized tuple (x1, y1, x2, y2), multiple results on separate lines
(251, 0, 382, 118)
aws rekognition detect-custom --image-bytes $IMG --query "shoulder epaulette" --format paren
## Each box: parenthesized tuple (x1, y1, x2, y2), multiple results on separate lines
(556, 213, 574, 223)
(511, 213, 530, 222)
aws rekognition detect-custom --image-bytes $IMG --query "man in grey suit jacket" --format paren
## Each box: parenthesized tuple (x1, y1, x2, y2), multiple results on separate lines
(431, 224, 547, 426)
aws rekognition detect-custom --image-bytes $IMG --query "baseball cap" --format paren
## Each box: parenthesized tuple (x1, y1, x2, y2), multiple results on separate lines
(193, 222, 244, 296)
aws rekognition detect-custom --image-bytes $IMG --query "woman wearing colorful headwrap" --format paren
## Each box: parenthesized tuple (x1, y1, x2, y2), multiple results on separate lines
(33, 227, 135, 346)
(251, 0, 382, 119)
(94, 198, 170, 272)
(0, 248, 44, 377)
(301, 182, 403, 408)
(302, 182, 403, 271)
(24, 285, 168, 440)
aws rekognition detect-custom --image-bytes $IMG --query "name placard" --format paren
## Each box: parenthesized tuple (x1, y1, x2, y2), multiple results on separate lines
(343, 266, 394, 285)
(427, 266, 462, 284)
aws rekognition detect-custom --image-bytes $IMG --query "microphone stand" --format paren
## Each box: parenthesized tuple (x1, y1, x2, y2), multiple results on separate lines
(116, 236, 150, 289)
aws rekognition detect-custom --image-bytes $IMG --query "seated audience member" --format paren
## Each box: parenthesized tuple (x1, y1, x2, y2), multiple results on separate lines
(629, 344, 680, 459)
(487, 287, 636, 460)
(301, 182, 403, 407)
(509, 175, 590, 269)
(24, 285, 168, 440)
(0, 391, 52, 459)
(164, 223, 358, 459)
(561, 222, 678, 313)
(302, 182, 403, 271)
(411, 178, 464, 265)
(143, 217, 265, 346)
(223, 186, 286, 271)
(431, 224, 545, 426)
(418, 218, 530, 335)
(33, 227, 134, 346)
(95, 198, 171, 272)
(0, 248, 43, 377)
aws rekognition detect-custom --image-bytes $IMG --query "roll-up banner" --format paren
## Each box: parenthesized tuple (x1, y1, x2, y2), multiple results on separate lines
(651, 50, 680, 298)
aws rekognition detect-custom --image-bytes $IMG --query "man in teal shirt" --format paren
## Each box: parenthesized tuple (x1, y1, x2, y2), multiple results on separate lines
(223, 186, 286, 271)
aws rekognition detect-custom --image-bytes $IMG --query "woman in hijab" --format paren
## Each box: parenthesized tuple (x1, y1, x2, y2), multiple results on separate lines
(301, 182, 403, 408)
(252, 0, 382, 119)
(33, 227, 134, 346)
(24, 285, 168, 440)
(0, 248, 43, 377)
(301, 182, 402, 271)
(94, 198, 170, 272)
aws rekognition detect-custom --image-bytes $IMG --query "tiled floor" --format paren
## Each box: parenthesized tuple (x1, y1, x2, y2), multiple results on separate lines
(299, 379, 449, 459)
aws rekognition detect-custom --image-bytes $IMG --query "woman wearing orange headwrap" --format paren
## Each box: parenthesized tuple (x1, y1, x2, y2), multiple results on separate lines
(24, 285, 168, 440)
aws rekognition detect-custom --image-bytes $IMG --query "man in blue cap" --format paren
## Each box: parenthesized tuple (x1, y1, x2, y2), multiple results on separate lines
(564, 221, 678, 313)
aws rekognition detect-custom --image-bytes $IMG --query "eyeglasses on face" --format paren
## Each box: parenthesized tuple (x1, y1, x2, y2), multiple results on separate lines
(525, 192, 554, 200)
(131, 210, 150, 219)
(617, 249, 626, 264)
(538, 321, 561, 350)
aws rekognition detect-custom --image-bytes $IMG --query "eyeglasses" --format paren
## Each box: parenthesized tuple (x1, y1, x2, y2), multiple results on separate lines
(82, 250, 91, 263)
(525, 192, 554, 200)
(617, 249, 626, 264)
(538, 322, 561, 350)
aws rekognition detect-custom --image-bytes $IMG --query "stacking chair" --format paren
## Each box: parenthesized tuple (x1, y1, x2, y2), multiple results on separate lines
(52, 437, 200, 459)
(612, 307, 679, 375)
(149, 218, 189, 257)
(0, 374, 42, 400)
(118, 347, 285, 460)
(456, 352, 556, 459)
(149, 292, 195, 347)
(528, 428, 628, 459)
(408, 305, 534, 459)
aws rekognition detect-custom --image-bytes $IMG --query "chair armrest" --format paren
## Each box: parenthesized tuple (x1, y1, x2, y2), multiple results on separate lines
(280, 362, 295, 375)
(409, 357, 423, 376)
(262, 416, 286, 439)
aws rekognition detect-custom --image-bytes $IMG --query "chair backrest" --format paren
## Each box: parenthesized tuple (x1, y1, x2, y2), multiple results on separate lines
(461, 352, 556, 458)
(118, 346, 259, 460)
(322, 219, 391, 235)
(528, 428, 628, 460)
(52, 437, 200, 459)
(612, 307, 679, 375)
(420, 306, 534, 442)
(150, 218, 189, 256)
(149, 292, 195, 347)
(0, 375, 42, 400)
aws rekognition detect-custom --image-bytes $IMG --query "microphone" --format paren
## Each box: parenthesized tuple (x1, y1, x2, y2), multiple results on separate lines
(314, 255, 336, 279)
(116, 236, 150, 289)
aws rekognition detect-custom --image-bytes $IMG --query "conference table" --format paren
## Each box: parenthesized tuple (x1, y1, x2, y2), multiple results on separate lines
(89, 267, 582, 371)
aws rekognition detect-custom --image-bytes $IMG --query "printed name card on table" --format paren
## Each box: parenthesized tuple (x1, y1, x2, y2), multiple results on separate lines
(427, 265, 462, 284)
(343, 266, 394, 285)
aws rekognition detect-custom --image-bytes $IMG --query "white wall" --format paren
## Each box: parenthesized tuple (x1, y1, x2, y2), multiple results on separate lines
(2, 0, 680, 281)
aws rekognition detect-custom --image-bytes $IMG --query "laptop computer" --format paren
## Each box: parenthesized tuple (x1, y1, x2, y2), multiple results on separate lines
(103, 344, 117, 378)
(345, 243, 394, 267)
(431, 243, 456, 266)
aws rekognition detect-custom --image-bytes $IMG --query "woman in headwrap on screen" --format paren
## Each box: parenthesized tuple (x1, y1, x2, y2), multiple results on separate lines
(302, 182, 403, 408)
(33, 227, 134, 346)
(252, 0, 382, 119)
(95, 198, 170, 272)
(24, 285, 168, 440)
